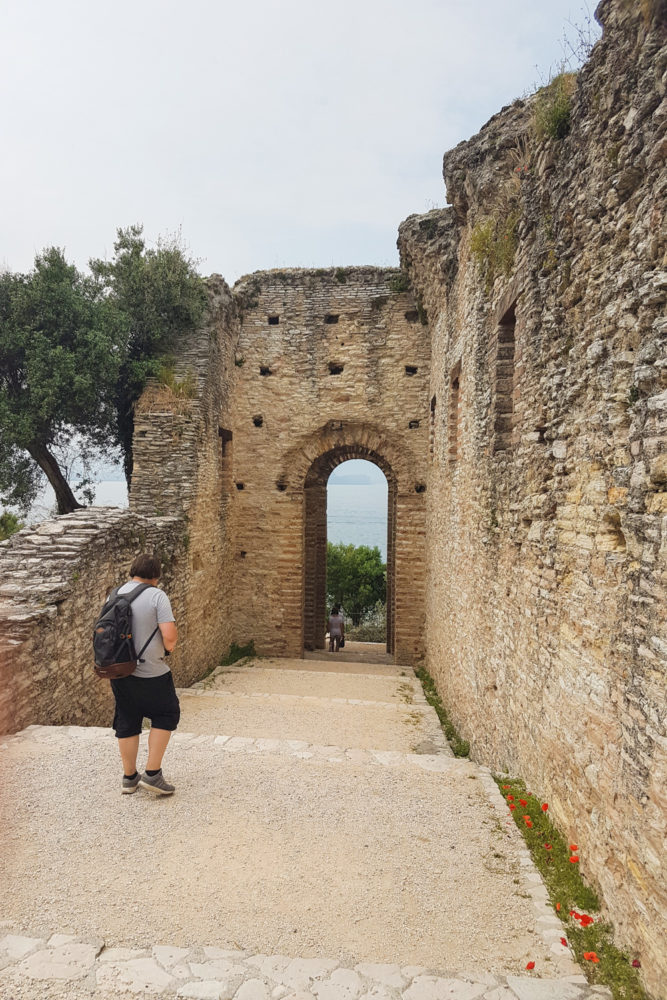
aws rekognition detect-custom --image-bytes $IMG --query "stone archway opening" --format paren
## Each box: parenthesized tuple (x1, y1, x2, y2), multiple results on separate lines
(303, 445, 397, 656)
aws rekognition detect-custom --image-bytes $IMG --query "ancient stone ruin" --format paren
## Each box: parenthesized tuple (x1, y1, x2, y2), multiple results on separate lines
(0, 0, 665, 992)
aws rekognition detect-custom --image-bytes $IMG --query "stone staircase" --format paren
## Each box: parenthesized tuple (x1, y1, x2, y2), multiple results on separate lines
(0, 653, 609, 1000)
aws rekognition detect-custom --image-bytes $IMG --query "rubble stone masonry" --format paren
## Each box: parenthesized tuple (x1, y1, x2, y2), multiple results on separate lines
(0, 0, 664, 992)
(398, 0, 666, 992)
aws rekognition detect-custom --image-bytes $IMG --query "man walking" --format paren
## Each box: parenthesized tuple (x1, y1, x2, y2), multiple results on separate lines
(110, 554, 180, 795)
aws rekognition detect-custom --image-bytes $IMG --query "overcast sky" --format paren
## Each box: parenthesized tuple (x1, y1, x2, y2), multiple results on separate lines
(1, 1, 599, 285)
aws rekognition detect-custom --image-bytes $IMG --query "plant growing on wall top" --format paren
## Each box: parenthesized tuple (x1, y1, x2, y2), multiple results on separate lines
(533, 71, 577, 141)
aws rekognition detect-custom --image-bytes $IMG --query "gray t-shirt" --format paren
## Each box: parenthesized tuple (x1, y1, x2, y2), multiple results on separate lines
(118, 582, 175, 679)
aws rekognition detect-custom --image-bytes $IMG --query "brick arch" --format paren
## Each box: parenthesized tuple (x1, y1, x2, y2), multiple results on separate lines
(289, 424, 424, 660)
(278, 421, 419, 494)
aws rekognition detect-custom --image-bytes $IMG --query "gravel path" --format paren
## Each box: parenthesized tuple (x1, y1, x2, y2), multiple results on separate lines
(0, 656, 590, 997)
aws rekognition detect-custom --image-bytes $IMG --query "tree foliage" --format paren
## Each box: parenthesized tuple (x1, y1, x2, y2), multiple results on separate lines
(326, 542, 386, 626)
(0, 249, 125, 514)
(0, 225, 207, 516)
(0, 510, 23, 541)
(89, 225, 207, 479)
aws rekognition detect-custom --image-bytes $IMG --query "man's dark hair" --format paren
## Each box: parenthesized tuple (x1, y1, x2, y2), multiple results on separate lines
(129, 553, 162, 579)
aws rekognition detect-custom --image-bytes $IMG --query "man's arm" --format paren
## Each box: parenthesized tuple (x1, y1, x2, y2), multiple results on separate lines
(159, 621, 178, 652)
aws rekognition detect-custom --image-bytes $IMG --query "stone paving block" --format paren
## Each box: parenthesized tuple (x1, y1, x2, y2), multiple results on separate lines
(403, 976, 487, 1000)
(505, 978, 583, 1000)
(401, 968, 427, 979)
(46, 933, 79, 947)
(96, 956, 176, 993)
(355, 963, 407, 989)
(357, 987, 397, 1000)
(0, 934, 44, 959)
(279, 959, 341, 990)
(189, 959, 247, 981)
(99, 947, 147, 962)
(481, 989, 515, 1000)
(313, 968, 363, 1000)
(203, 948, 248, 961)
(247, 955, 293, 980)
(17, 941, 99, 980)
(178, 981, 228, 1000)
(153, 944, 191, 968)
(236, 977, 273, 1000)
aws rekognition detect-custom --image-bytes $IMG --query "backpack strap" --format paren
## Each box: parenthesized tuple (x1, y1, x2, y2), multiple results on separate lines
(136, 627, 160, 662)
(124, 584, 160, 663)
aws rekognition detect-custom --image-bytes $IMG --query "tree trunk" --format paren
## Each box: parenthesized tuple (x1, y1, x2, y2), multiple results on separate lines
(27, 442, 83, 515)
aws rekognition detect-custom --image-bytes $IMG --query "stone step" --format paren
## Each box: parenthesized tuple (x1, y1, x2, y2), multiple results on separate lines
(195, 663, 421, 704)
(177, 689, 446, 753)
(0, 932, 608, 1000)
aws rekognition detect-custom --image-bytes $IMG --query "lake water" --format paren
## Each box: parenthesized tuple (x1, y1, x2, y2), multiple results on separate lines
(27, 480, 389, 560)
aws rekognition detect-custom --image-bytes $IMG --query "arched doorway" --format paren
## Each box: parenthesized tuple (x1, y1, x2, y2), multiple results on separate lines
(303, 445, 397, 655)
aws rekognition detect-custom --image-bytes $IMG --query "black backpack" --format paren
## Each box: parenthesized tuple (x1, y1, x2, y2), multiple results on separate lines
(93, 583, 159, 679)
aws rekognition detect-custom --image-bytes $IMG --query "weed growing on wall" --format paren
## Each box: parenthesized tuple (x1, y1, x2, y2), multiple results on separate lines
(388, 272, 410, 293)
(534, 71, 577, 140)
(415, 665, 470, 757)
(157, 363, 198, 399)
(220, 640, 256, 665)
(494, 776, 648, 1000)
(470, 207, 521, 292)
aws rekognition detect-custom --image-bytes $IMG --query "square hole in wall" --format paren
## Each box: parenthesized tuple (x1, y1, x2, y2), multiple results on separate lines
(405, 311, 419, 322)
(405, 365, 418, 376)
(268, 316, 279, 325)
(253, 415, 264, 427)
(325, 314, 339, 324)
(260, 366, 273, 376)
(328, 362, 344, 375)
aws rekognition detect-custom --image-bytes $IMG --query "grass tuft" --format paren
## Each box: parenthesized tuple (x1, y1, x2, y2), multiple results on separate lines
(415, 666, 470, 757)
(534, 71, 577, 141)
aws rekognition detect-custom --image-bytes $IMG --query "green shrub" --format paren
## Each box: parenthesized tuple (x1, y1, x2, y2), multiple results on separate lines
(157, 363, 197, 399)
(534, 72, 577, 141)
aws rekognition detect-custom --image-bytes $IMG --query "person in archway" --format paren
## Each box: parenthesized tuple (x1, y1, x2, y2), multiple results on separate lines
(328, 605, 345, 652)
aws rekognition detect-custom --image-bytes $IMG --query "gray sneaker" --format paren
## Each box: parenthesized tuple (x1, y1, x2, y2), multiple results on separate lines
(139, 770, 175, 796)
(122, 773, 141, 794)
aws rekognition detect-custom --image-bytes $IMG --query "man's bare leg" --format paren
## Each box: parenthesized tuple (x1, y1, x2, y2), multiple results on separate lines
(118, 735, 140, 775)
(146, 728, 172, 771)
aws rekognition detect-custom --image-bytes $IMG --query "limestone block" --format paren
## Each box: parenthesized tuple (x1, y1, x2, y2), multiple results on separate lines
(18, 941, 99, 980)
(96, 957, 176, 993)
(505, 979, 582, 1000)
(403, 977, 486, 1000)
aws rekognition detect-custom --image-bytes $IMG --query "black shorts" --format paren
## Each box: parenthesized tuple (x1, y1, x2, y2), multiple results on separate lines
(110, 672, 181, 738)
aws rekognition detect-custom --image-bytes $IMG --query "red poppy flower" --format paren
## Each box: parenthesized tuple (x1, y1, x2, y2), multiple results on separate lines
(570, 910, 580, 919)
(632, 960, 641, 968)
(519, 799, 528, 806)
(544, 844, 553, 850)
(525, 820, 533, 828)
(583, 952, 599, 963)
(525, 961, 535, 970)
(569, 844, 578, 851)
(560, 938, 568, 947)
(507, 795, 514, 801)
(556, 903, 561, 911)
(509, 804, 516, 810)
(502, 785, 511, 790)
(579, 915, 594, 927)
(542, 803, 549, 812)
(569, 856, 579, 863)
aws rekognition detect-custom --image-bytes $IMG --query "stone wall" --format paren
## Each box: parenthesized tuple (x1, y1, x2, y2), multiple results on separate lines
(398, 0, 666, 991)
(0, 509, 187, 734)
(229, 268, 430, 663)
(0, 278, 241, 736)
